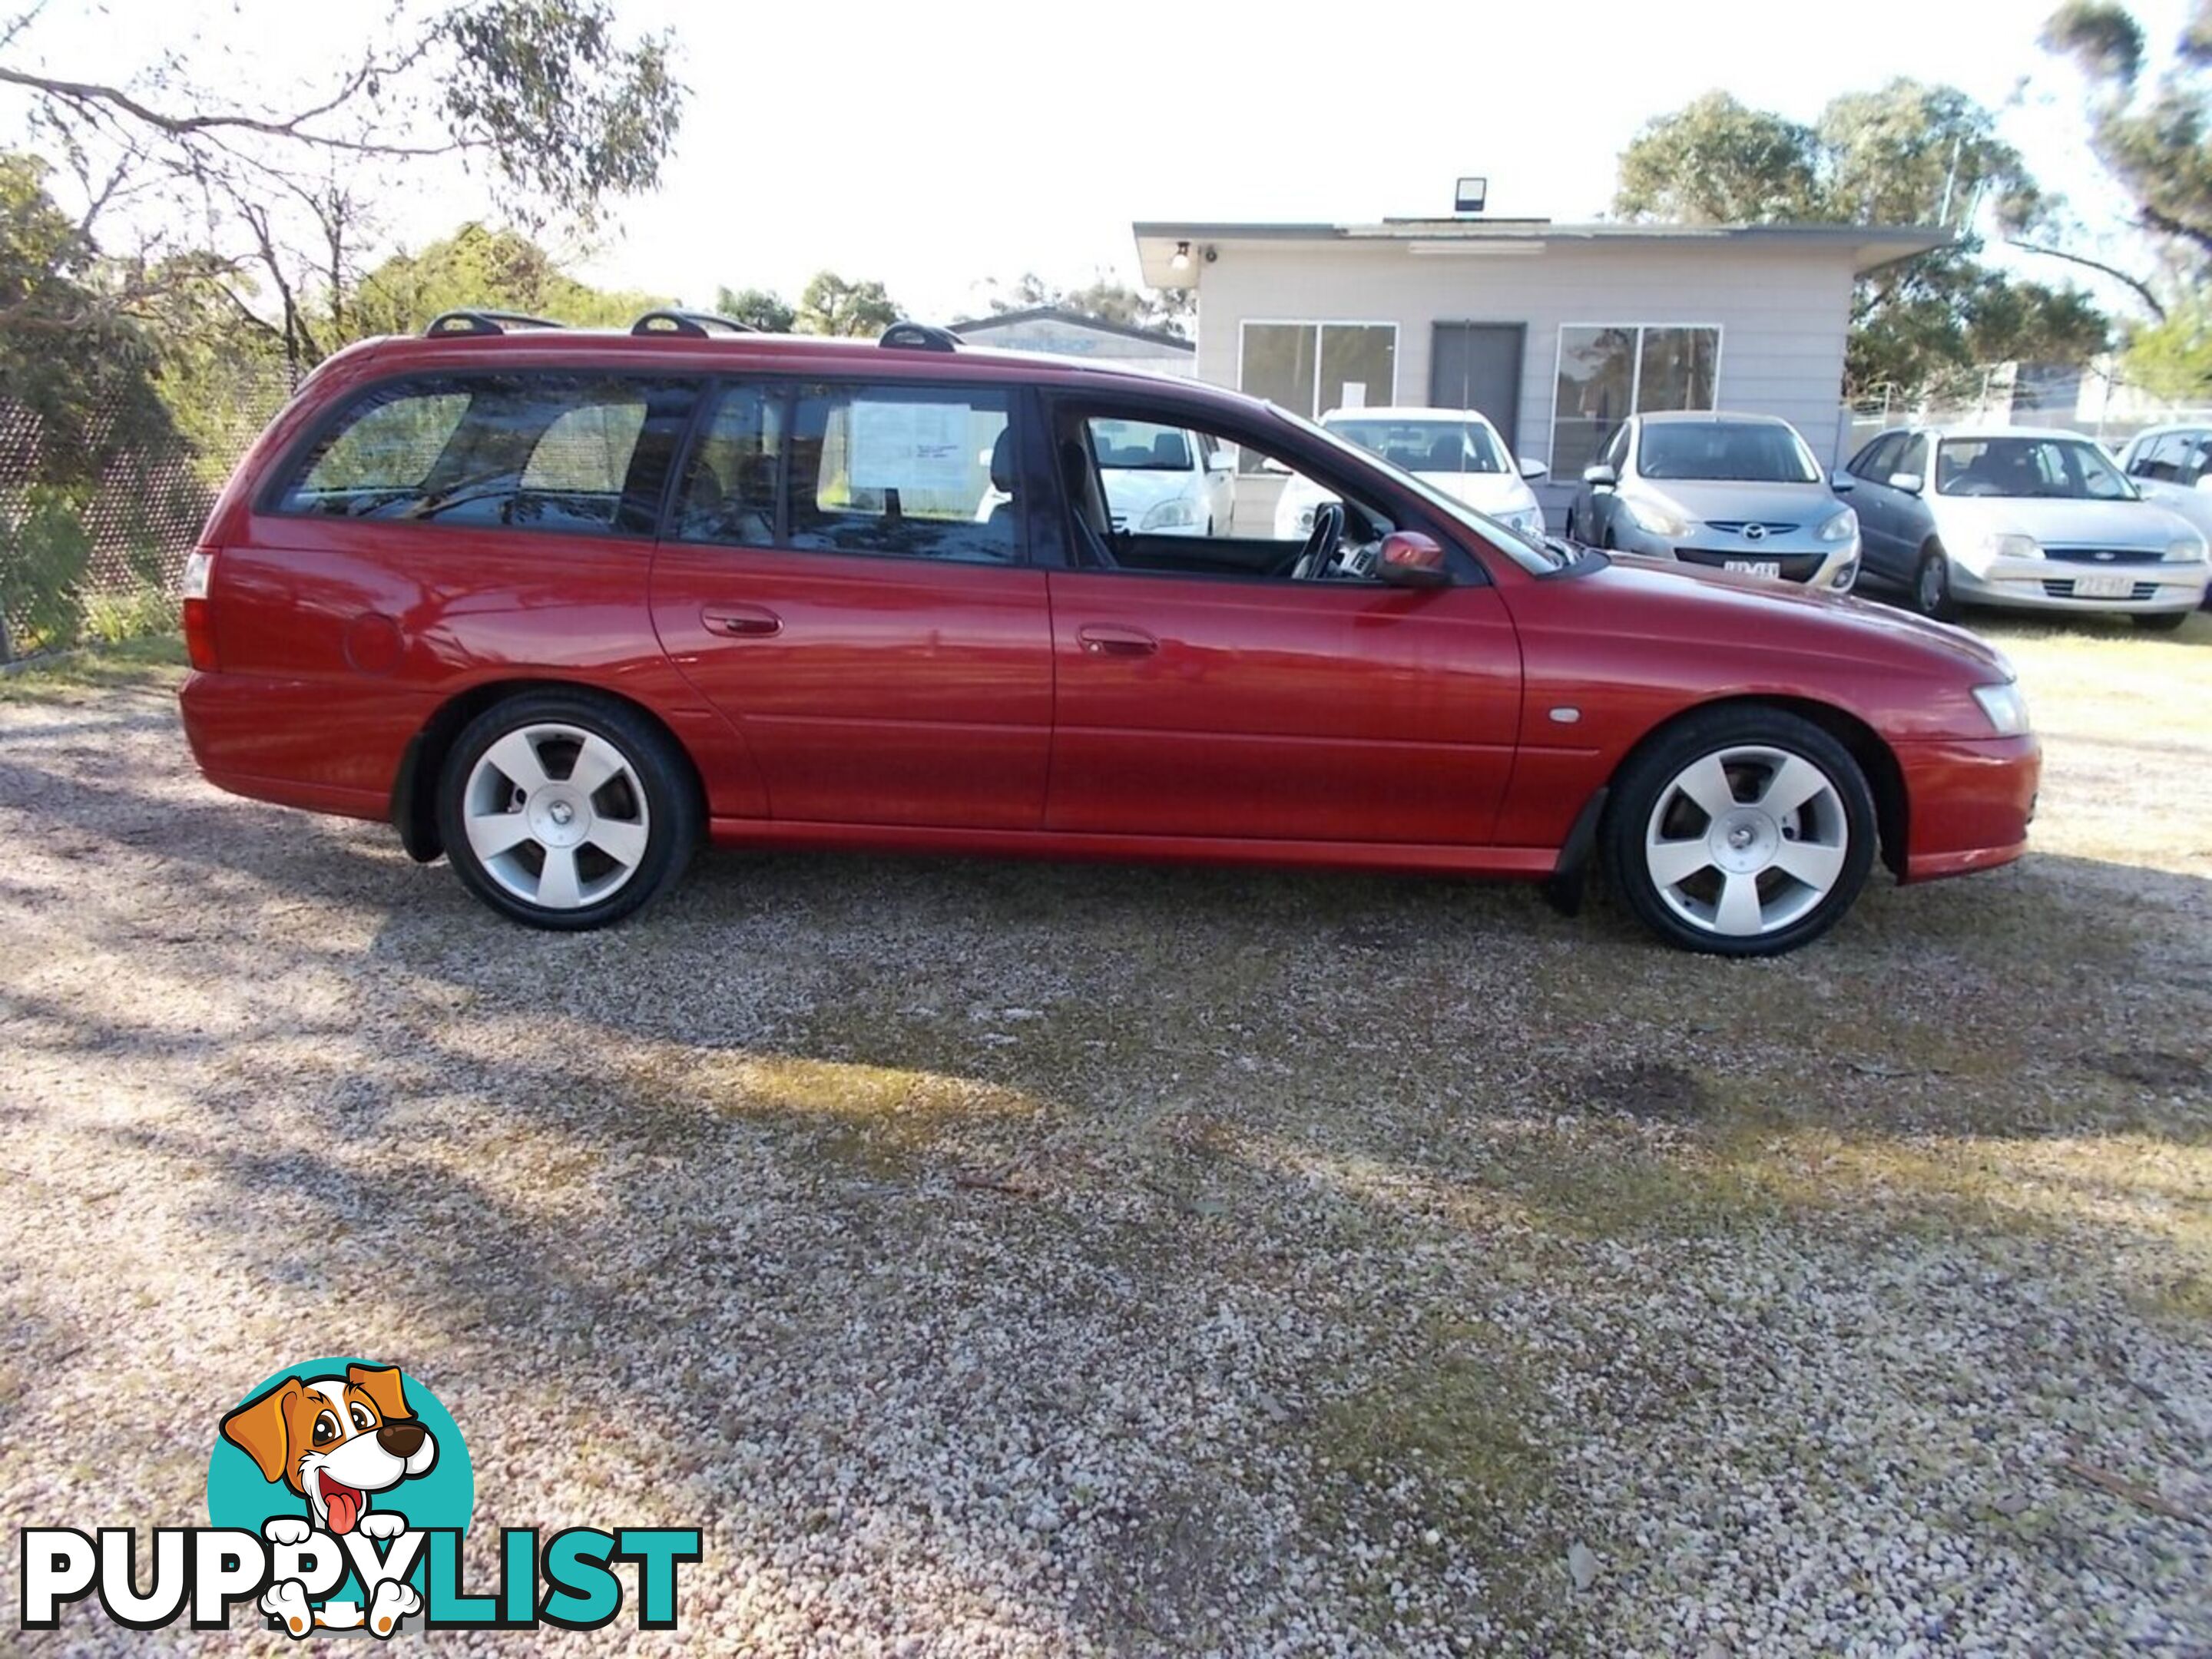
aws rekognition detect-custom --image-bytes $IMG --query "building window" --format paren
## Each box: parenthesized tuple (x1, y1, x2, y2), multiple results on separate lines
(1551, 325, 1719, 478)
(1237, 321, 1397, 472)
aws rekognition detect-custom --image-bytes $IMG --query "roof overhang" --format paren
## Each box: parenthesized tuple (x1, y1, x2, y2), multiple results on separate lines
(1133, 220, 1952, 287)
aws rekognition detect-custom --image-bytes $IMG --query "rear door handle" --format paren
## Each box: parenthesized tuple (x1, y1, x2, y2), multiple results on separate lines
(702, 604, 781, 638)
(1076, 624, 1157, 657)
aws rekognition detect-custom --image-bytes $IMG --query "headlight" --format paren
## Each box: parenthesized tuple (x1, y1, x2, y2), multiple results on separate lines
(1982, 531, 2042, 561)
(1141, 498, 1198, 530)
(1624, 498, 1690, 538)
(1817, 508, 1858, 543)
(2164, 534, 2207, 562)
(1971, 682, 2032, 736)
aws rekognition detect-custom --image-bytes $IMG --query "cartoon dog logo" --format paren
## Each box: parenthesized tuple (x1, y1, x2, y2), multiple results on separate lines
(220, 1363, 438, 1635)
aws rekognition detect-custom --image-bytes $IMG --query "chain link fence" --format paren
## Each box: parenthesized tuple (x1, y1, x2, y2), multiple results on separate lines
(0, 363, 300, 661)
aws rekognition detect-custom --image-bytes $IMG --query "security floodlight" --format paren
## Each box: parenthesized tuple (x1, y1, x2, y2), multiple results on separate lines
(1454, 177, 1488, 215)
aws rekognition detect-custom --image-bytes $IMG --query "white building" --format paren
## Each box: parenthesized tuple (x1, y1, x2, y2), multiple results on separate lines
(1132, 216, 1946, 522)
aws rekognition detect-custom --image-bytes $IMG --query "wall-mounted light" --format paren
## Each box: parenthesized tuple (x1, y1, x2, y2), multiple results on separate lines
(1169, 240, 1191, 272)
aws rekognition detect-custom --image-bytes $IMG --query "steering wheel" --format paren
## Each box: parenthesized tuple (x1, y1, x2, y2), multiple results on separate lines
(1290, 502, 1346, 580)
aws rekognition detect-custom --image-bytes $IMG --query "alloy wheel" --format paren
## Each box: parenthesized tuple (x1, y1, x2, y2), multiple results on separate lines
(1642, 744, 1850, 939)
(460, 723, 652, 910)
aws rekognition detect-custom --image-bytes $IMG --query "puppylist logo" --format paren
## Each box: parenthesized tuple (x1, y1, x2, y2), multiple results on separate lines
(19, 1357, 699, 1637)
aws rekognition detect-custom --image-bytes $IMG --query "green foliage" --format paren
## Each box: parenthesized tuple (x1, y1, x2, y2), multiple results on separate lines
(0, 487, 92, 655)
(795, 271, 901, 338)
(2120, 300, 2212, 397)
(714, 286, 796, 333)
(1614, 94, 1823, 223)
(343, 223, 670, 340)
(1615, 81, 2101, 399)
(81, 581, 179, 646)
(2045, 1, 2212, 283)
(0, 154, 179, 487)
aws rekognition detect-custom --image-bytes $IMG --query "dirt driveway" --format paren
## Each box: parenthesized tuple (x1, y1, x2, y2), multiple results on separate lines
(3, 617, 2208, 1655)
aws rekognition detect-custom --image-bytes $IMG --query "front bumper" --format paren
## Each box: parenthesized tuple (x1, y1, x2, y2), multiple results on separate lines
(1895, 733, 2041, 883)
(1950, 557, 2209, 613)
(1610, 519, 1859, 589)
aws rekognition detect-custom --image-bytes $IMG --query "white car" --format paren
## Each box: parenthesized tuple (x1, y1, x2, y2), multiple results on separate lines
(1091, 418, 1236, 537)
(1274, 406, 1548, 541)
(2115, 423, 2212, 608)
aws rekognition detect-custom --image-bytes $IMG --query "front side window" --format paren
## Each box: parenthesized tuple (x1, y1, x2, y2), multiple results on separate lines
(1325, 416, 1507, 475)
(674, 382, 1018, 564)
(278, 374, 694, 535)
(1936, 435, 2135, 500)
(1850, 433, 1902, 481)
(1551, 325, 1720, 478)
(1893, 433, 1929, 481)
(1237, 322, 1398, 472)
(1637, 421, 1818, 484)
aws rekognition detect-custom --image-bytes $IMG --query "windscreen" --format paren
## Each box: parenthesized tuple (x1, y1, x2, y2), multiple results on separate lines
(1326, 418, 1506, 475)
(1637, 421, 1819, 483)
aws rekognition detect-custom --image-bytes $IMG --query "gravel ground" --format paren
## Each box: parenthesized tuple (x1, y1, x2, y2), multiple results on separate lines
(2, 617, 2209, 1655)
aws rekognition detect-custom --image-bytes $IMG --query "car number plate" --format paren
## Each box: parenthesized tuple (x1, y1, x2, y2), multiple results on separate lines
(1724, 558, 1782, 578)
(2074, 571, 2134, 598)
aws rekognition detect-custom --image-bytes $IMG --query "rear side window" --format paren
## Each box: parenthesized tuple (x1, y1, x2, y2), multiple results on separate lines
(675, 381, 1018, 565)
(275, 373, 700, 536)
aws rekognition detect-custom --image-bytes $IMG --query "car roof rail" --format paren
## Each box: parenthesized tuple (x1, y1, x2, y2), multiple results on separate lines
(423, 310, 568, 337)
(630, 309, 759, 338)
(879, 320, 961, 353)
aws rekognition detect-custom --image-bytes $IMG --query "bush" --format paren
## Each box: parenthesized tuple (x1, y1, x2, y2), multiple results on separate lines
(0, 486, 92, 656)
(81, 580, 178, 644)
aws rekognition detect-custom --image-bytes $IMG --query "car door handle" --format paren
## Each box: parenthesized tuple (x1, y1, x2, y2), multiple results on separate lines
(701, 604, 781, 638)
(1076, 624, 1157, 657)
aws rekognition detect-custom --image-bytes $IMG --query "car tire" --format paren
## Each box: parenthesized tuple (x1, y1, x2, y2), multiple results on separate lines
(2133, 611, 2190, 632)
(1601, 707, 1878, 958)
(1911, 544, 1959, 621)
(436, 690, 699, 930)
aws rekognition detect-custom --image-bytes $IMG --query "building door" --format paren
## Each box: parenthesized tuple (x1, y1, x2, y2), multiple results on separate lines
(1429, 323, 1525, 449)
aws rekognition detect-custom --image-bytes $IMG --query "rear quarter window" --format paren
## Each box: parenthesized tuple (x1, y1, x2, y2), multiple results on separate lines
(272, 373, 698, 536)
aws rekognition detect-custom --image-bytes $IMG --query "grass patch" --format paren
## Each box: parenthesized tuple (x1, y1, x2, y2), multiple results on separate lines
(0, 634, 185, 702)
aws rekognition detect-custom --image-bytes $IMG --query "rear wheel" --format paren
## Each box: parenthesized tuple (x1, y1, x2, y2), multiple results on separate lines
(436, 690, 697, 930)
(1602, 708, 1877, 957)
(1912, 544, 1959, 620)
(2133, 610, 2190, 632)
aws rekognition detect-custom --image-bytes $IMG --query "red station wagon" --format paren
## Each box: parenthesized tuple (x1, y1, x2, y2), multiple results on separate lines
(177, 310, 2040, 956)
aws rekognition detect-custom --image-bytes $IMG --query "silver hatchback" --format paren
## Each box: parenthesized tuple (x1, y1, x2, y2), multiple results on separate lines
(1843, 424, 2210, 628)
(1567, 412, 1861, 592)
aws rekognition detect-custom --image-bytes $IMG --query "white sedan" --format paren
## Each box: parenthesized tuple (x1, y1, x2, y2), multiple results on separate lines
(1276, 406, 1548, 541)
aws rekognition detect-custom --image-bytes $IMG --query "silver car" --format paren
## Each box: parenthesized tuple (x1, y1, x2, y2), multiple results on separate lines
(1567, 412, 1861, 592)
(1843, 424, 2210, 628)
(2114, 423, 2212, 608)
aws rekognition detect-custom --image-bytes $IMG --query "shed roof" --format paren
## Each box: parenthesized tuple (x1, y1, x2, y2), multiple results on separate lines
(948, 306, 1194, 352)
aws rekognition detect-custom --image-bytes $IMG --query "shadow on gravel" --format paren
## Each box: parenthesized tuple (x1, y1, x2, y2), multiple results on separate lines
(6, 698, 2210, 1648)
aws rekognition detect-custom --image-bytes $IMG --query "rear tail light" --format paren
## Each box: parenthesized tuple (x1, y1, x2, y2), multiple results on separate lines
(181, 547, 217, 671)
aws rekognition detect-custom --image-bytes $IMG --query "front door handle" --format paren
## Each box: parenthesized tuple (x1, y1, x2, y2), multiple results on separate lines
(1076, 624, 1157, 657)
(702, 604, 781, 638)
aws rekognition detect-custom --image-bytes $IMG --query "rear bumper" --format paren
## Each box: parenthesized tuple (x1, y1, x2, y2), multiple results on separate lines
(179, 670, 423, 821)
(1895, 733, 2041, 883)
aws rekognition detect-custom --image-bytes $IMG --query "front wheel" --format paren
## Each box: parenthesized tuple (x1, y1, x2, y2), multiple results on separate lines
(1912, 545, 1959, 621)
(1601, 709, 1878, 956)
(436, 691, 699, 930)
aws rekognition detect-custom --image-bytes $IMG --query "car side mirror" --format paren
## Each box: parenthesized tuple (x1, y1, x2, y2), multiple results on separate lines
(1518, 456, 1549, 480)
(1582, 464, 1618, 490)
(1886, 471, 1925, 495)
(1206, 449, 1234, 473)
(1258, 454, 1290, 475)
(2194, 473, 2212, 492)
(1830, 470, 1856, 493)
(1376, 531, 1450, 588)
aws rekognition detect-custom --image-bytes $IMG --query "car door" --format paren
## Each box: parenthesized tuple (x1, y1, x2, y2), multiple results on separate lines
(1041, 409, 1522, 846)
(1843, 433, 1902, 578)
(649, 377, 1054, 830)
(1585, 421, 1633, 545)
(1887, 432, 1936, 561)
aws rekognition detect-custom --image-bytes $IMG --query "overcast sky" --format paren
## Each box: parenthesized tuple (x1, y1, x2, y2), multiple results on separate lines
(5, 0, 2192, 320)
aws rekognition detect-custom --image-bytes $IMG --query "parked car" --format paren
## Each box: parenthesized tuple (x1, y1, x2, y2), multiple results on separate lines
(1843, 424, 2210, 627)
(1273, 407, 1547, 541)
(177, 309, 2040, 956)
(1088, 417, 1237, 538)
(2114, 423, 2212, 608)
(1565, 412, 1860, 592)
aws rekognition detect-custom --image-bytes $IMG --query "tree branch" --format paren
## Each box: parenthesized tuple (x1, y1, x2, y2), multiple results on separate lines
(2004, 238, 2167, 320)
(0, 63, 465, 160)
